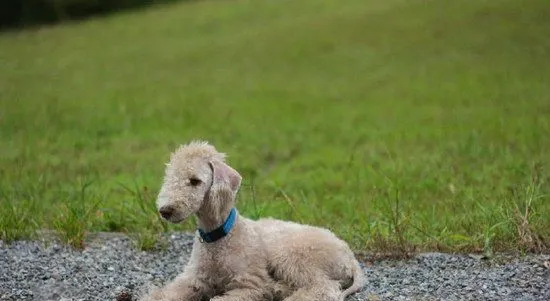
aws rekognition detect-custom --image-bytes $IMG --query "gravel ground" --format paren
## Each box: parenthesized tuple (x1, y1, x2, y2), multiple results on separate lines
(1, 233, 548, 301)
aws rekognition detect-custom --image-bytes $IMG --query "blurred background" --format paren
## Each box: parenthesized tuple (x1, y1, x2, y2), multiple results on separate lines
(1, 0, 549, 253)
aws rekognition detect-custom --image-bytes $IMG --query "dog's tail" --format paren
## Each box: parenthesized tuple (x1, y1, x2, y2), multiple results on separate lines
(340, 260, 365, 300)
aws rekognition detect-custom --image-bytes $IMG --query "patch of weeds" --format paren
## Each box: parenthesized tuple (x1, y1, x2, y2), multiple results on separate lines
(408, 224, 454, 253)
(98, 207, 128, 232)
(468, 200, 509, 257)
(482, 221, 508, 258)
(365, 188, 415, 259)
(119, 181, 168, 251)
(0, 173, 49, 243)
(0, 198, 38, 243)
(335, 218, 370, 252)
(505, 163, 549, 253)
(53, 179, 102, 249)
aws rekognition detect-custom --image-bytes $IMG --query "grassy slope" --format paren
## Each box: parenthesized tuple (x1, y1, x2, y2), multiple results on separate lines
(1, 0, 549, 252)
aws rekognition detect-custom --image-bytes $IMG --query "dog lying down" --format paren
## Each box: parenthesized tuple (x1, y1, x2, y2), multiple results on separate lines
(140, 141, 364, 301)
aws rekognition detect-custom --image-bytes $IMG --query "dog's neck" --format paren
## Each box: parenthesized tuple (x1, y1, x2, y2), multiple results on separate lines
(196, 191, 236, 231)
(198, 207, 238, 243)
(196, 204, 234, 232)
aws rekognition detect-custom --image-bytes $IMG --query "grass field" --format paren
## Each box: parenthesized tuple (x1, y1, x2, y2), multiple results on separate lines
(1, 0, 549, 253)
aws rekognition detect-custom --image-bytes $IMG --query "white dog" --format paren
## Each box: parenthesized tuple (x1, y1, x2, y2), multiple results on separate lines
(141, 141, 364, 301)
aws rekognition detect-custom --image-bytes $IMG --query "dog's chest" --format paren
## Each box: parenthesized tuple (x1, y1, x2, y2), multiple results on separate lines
(197, 246, 248, 285)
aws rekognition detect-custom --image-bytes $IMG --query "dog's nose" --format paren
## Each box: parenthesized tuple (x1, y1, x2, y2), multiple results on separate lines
(158, 205, 175, 219)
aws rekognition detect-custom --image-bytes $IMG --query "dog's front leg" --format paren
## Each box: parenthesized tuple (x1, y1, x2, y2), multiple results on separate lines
(142, 273, 209, 301)
(210, 273, 273, 301)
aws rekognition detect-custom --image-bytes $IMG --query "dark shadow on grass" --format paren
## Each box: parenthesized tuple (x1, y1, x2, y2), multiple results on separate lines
(1, 0, 198, 32)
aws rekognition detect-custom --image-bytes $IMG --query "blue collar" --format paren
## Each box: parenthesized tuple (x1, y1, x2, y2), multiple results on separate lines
(198, 208, 237, 243)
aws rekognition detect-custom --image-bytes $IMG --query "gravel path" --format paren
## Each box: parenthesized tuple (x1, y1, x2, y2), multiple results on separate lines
(1, 233, 548, 301)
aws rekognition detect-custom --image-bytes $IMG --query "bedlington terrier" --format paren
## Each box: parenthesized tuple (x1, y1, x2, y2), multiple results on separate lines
(140, 141, 364, 301)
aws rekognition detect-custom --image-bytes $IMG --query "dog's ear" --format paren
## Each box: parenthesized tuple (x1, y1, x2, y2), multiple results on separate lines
(209, 160, 242, 194)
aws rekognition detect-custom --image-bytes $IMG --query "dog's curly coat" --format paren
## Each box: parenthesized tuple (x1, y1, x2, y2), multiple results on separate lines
(140, 141, 364, 301)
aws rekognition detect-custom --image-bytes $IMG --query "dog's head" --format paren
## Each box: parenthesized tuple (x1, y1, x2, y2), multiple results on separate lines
(156, 141, 241, 223)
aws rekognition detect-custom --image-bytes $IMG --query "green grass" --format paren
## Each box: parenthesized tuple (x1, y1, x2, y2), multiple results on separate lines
(1, 0, 549, 253)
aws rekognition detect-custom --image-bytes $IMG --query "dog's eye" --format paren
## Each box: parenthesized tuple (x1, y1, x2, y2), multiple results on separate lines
(189, 178, 202, 186)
